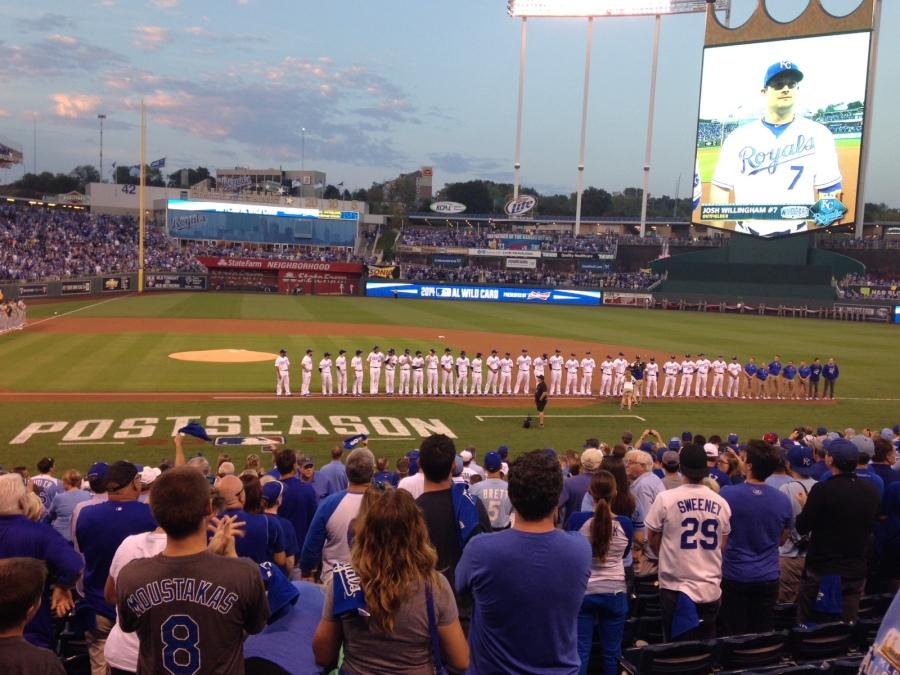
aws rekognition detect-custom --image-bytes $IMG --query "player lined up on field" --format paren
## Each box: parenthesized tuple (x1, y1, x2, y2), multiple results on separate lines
(275, 346, 841, 399)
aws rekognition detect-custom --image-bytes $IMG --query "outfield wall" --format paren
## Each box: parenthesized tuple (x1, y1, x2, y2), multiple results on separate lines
(0, 273, 208, 300)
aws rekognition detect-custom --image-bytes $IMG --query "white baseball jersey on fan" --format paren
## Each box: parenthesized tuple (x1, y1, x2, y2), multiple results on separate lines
(319, 357, 333, 395)
(275, 355, 291, 396)
(499, 355, 513, 395)
(677, 359, 696, 397)
(351, 355, 364, 396)
(549, 354, 564, 395)
(426, 353, 439, 395)
(564, 357, 580, 395)
(710, 359, 727, 398)
(662, 360, 680, 397)
(485, 354, 500, 395)
(455, 356, 470, 395)
(367, 350, 383, 395)
(335, 354, 348, 395)
(411, 355, 425, 395)
(470, 357, 483, 395)
(644, 361, 659, 397)
(726, 361, 743, 398)
(440, 353, 455, 395)
(514, 354, 532, 395)
(712, 116, 842, 236)
(398, 353, 411, 395)
(580, 356, 595, 395)
(644, 483, 732, 604)
(301, 353, 313, 396)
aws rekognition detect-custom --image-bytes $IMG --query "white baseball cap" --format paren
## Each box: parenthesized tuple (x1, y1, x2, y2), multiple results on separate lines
(460, 450, 473, 462)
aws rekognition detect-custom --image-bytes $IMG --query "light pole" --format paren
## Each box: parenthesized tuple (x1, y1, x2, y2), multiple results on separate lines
(301, 127, 306, 171)
(98, 114, 106, 183)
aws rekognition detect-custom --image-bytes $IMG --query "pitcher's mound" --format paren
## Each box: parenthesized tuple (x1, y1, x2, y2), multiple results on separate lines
(169, 349, 278, 363)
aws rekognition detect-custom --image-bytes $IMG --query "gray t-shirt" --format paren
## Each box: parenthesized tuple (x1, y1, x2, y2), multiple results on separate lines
(778, 477, 815, 558)
(116, 550, 269, 675)
(322, 573, 458, 674)
(469, 478, 513, 529)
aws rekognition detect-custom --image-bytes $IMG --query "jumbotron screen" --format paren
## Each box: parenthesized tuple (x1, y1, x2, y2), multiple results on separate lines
(691, 31, 871, 238)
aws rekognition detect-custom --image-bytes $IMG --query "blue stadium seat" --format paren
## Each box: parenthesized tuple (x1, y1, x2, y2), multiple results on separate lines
(789, 623, 855, 662)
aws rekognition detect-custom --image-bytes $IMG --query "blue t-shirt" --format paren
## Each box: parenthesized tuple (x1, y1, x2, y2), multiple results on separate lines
(744, 363, 758, 376)
(304, 471, 334, 503)
(764, 474, 793, 491)
(277, 476, 318, 551)
(709, 467, 732, 489)
(48, 489, 91, 542)
(755, 368, 769, 381)
(372, 470, 398, 487)
(219, 508, 284, 564)
(809, 460, 829, 480)
(457, 528, 591, 674)
(768, 361, 782, 376)
(75, 500, 156, 619)
(783, 365, 797, 380)
(720, 483, 792, 582)
(265, 513, 300, 558)
(317, 460, 349, 494)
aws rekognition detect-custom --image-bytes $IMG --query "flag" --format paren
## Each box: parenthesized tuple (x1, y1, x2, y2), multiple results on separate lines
(150, 157, 166, 169)
(291, 179, 301, 188)
(337, 181, 344, 187)
(128, 165, 140, 178)
(111, 161, 117, 168)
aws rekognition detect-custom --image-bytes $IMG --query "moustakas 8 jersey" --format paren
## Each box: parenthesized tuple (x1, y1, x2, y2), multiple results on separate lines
(712, 116, 842, 234)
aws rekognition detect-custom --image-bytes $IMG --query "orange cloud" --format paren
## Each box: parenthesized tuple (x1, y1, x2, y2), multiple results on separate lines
(133, 26, 170, 51)
(51, 93, 101, 118)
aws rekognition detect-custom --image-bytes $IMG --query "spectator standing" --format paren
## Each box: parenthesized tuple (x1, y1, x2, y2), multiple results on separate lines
(116, 466, 270, 673)
(372, 456, 397, 487)
(0, 558, 66, 674)
(0, 474, 83, 649)
(259, 480, 300, 572)
(300, 448, 375, 583)
(469, 451, 513, 531)
(660, 451, 683, 490)
(705, 443, 733, 489)
(75, 461, 156, 675)
(875, 482, 900, 593)
(645, 444, 732, 641)
(457, 449, 591, 674)
(822, 357, 839, 399)
(31, 457, 61, 511)
(870, 436, 899, 487)
(275, 449, 318, 555)
(563, 447, 603, 526)
(318, 445, 349, 494)
(47, 469, 90, 542)
(217, 475, 286, 567)
(300, 455, 335, 503)
(719, 441, 793, 635)
(624, 449, 664, 576)
(459, 448, 485, 484)
(795, 438, 881, 623)
(70, 462, 110, 541)
(313, 488, 469, 674)
(778, 445, 818, 603)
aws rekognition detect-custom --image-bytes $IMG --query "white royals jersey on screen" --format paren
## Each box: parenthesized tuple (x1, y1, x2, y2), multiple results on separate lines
(712, 116, 841, 205)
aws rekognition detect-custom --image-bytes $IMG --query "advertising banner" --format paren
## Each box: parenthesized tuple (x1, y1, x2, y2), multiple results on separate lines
(833, 303, 891, 322)
(603, 292, 653, 306)
(366, 265, 397, 279)
(366, 282, 602, 306)
(17, 284, 48, 298)
(505, 257, 537, 269)
(468, 248, 541, 258)
(578, 260, 612, 272)
(195, 257, 363, 274)
(60, 280, 92, 295)
(101, 276, 132, 292)
(432, 255, 465, 267)
(145, 274, 208, 290)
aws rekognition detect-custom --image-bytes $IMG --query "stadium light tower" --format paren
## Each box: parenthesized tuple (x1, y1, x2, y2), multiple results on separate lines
(506, 0, 730, 236)
(98, 114, 106, 183)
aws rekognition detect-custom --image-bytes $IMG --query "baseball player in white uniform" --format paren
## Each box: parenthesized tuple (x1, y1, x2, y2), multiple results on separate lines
(726, 356, 742, 398)
(366, 346, 383, 395)
(513, 349, 532, 396)
(677, 355, 695, 397)
(612, 352, 628, 395)
(319, 352, 333, 396)
(710, 355, 727, 398)
(384, 348, 398, 395)
(398, 348, 412, 395)
(532, 353, 547, 388)
(300, 349, 313, 397)
(470, 352, 483, 395)
(694, 353, 711, 398)
(564, 353, 579, 396)
(411, 350, 425, 396)
(455, 350, 470, 396)
(499, 352, 513, 395)
(548, 349, 563, 396)
(709, 60, 843, 237)
(425, 349, 439, 395)
(440, 348, 454, 395)
(580, 351, 595, 396)
(485, 350, 500, 395)
(599, 356, 614, 396)
(275, 348, 291, 396)
(644, 356, 659, 398)
(351, 349, 364, 396)
(661, 356, 680, 398)
(335, 349, 348, 395)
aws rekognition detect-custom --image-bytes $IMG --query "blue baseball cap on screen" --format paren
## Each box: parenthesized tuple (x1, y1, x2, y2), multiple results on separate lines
(764, 60, 804, 87)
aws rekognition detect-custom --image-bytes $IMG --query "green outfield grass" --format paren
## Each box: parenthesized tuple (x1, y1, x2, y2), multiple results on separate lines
(1, 293, 896, 470)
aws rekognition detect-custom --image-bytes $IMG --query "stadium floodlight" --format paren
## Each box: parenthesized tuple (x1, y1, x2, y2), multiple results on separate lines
(507, 0, 728, 18)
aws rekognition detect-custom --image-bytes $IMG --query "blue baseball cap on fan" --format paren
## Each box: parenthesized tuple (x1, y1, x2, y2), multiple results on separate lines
(786, 445, 814, 477)
(764, 60, 804, 87)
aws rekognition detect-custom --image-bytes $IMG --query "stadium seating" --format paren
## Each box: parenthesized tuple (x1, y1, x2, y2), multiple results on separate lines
(715, 631, 790, 671)
(788, 623, 856, 662)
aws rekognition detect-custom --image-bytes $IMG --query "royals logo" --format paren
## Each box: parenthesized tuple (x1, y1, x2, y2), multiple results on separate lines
(740, 134, 816, 176)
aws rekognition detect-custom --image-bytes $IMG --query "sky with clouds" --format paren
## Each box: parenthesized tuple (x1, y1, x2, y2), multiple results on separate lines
(0, 0, 897, 204)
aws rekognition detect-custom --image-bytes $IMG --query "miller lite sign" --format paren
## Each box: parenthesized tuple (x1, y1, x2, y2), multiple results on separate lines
(504, 194, 537, 217)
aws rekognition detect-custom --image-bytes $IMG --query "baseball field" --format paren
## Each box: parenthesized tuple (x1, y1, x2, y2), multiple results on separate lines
(0, 292, 896, 470)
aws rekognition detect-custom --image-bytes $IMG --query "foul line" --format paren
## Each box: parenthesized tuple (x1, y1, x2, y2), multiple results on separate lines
(839, 397, 900, 402)
(24, 294, 133, 329)
(476, 414, 646, 422)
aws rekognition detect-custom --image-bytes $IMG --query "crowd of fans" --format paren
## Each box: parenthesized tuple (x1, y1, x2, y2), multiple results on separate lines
(179, 241, 370, 265)
(821, 237, 900, 250)
(0, 420, 897, 673)
(400, 263, 660, 289)
(838, 273, 900, 300)
(399, 227, 618, 255)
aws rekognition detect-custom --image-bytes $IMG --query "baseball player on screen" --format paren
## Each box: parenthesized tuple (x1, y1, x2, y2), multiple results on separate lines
(709, 60, 843, 236)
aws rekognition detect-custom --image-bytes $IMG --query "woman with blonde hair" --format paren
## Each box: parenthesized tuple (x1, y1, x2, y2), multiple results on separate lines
(313, 487, 469, 674)
(620, 371, 636, 411)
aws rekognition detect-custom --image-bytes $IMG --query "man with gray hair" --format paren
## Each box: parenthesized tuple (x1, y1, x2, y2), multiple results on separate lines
(625, 448, 665, 575)
(299, 448, 375, 582)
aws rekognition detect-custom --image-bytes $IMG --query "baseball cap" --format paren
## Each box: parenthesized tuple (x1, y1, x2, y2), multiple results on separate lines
(279, 348, 286, 354)
(662, 451, 680, 469)
(764, 60, 804, 87)
(727, 433, 739, 445)
(297, 455, 315, 468)
(668, 437, 682, 451)
(261, 480, 284, 503)
(452, 455, 464, 477)
(679, 445, 709, 480)
(484, 452, 502, 472)
(849, 435, 875, 459)
(460, 450, 473, 463)
(826, 438, 858, 464)
(139, 467, 161, 487)
(105, 461, 138, 491)
(786, 445, 814, 477)
(496, 445, 509, 459)
(816, 426, 828, 436)
(880, 428, 894, 441)
(217, 461, 236, 477)
(581, 448, 604, 472)
(703, 443, 720, 459)
(639, 441, 655, 454)
(87, 462, 109, 480)
(763, 432, 779, 445)
(681, 431, 693, 443)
